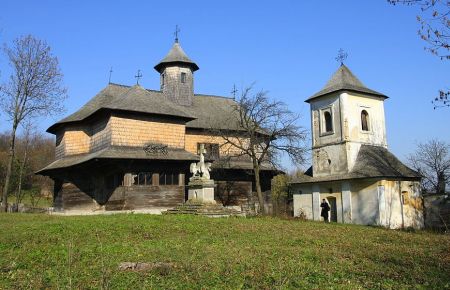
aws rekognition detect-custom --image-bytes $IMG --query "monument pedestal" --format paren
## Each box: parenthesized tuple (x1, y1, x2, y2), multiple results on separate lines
(163, 144, 243, 216)
(187, 179, 216, 204)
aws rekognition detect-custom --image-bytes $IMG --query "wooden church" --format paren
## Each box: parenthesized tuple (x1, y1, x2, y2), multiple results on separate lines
(37, 39, 276, 213)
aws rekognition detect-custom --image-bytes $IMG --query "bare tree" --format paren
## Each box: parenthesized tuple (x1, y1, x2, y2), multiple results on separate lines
(0, 35, 67, 212)
(211, 86, 307, 215)
(13, 122, 34, 210)
(388, 0, 449, 108)
(407, 139, 450, 194)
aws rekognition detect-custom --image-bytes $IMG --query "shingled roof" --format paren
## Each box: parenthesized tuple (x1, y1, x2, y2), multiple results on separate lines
(37, 146, 200, 175)
(154, 42, 199, 73)
(47, 83, 242, 134)
(47, 84, 197, 133)
(306, 65, 388, 102)
(291, 145, 420, 184)
(186, 94, 242, 131)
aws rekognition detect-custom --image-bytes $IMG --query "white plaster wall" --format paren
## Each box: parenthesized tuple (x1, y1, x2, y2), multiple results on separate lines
(293, 193, 313, 219)
(312, 144, 348, 177)
(346, 142, 362, 172)
(351, 180, 379, 225)
(310, 93, 342, 148)
(382, 180, 424, 229)
(341, 92, 387, 147)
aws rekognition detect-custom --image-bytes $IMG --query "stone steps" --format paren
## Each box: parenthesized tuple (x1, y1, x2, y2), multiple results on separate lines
(163, 202, 244, 217)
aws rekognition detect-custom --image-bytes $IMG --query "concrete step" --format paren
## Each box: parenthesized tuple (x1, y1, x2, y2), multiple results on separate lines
(163, 202, 243, 217)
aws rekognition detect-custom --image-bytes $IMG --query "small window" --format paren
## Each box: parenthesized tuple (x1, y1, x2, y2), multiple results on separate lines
(361, 110, 369, 131)
(401, 191, 408, 205)
(181, 72, 186, 83)
(198, 143, 220, 160)
(324, 111, 333, 132)
(133, 172, 153, 185)
(161, 73, 165, 90)
(159, 172, 180, 185)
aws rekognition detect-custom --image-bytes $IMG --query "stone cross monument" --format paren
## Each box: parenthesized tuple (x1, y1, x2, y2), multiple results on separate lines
(188, 144, 215, 204)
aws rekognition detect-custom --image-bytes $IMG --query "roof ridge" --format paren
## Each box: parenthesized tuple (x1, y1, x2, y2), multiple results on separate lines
(108, 82, 131, 88)
(194, 93, 235, 100)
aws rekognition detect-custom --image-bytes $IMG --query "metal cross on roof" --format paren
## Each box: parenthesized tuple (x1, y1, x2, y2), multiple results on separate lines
(108, 67, 113, 84)
(335, 48, 348, 66)
(174, 25, 180, 43)
(135, 69, 143, 85)
(231, 84, 238, 100)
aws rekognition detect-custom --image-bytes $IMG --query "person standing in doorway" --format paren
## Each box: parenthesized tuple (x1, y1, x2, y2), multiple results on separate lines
(320, 199, 330, 222)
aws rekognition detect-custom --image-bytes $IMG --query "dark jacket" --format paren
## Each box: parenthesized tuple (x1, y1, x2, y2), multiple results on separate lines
(320, 202, 330, 217)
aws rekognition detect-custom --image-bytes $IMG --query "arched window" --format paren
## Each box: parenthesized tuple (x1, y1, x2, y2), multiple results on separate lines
(361, 110, 369, 131)
(324, 111, 333, 132)
(181, 72, 186, 83)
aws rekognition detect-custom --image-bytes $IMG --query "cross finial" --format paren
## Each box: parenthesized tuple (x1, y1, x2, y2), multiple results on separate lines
(134, 69, 143, 85)
(108, 67, 113, 84)
(335, 48, 348, 66)
(174, 25, 180, 43)
(199, 143, 207, 155)
(231, 84, 238, 100)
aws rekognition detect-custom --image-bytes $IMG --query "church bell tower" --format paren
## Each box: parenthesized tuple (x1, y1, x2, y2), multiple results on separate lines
(154, 37, 199, 106)
(306, 64, 388, 177)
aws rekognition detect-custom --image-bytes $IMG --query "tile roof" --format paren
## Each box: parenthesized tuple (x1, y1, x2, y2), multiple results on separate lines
(306, 65, 388, 102)
(291, 144, 420, 184)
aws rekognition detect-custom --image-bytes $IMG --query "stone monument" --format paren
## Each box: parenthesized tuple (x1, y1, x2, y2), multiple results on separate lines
(187, 144, 216, 204)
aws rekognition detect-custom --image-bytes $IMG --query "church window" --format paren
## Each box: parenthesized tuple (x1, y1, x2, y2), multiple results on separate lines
(198, 143, 220, 160)
(161, 73, 165, 90)
(159, 172, 180, 185)
(361, 110, 369, 131)
(181, 72, 186, 83)
(133, 172, 153, 186)
(324, 111, 333, 132)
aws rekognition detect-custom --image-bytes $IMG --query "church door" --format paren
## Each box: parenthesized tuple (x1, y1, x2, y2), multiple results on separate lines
(327, 196, 338, 222)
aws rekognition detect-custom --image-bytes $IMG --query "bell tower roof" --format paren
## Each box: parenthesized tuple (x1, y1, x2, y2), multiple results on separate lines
(154, 41, 199, 73)
(306, 64, 387, 103)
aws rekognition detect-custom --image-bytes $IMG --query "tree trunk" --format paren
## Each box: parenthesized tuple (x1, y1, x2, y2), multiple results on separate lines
(437, 171, 446, 194)
(1, 125, 17, 212)
(253, 159, 265, 215)
(15, 143, 29, 211)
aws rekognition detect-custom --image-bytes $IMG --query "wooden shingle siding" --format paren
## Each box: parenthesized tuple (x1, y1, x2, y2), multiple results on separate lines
(185, 131, 246, 156)
(62, 126, 90, 155)
(110, 115, 185, 149)
(90, 117, 112, 152)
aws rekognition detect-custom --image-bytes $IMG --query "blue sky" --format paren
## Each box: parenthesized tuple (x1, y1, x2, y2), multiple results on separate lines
(0, 0, 448, 167)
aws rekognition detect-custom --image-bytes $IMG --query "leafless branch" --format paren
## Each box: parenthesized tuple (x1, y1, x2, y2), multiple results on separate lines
(208, 85, 308, 214)
(0, 35, 67, 212)
(407, 139, 450, 194)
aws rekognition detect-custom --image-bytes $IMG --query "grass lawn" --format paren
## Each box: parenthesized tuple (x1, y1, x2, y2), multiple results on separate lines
(0, 214, 449, 289)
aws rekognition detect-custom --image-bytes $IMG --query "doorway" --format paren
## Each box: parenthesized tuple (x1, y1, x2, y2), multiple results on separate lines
(327, 196, 338, 222)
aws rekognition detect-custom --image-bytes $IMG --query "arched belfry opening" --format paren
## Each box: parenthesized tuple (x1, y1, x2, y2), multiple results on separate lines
(324, 111, 333, 132)
(361, 110, 369, 131)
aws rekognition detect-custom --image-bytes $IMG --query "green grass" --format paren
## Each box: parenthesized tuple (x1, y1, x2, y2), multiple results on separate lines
(0, 214, 449, 289)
